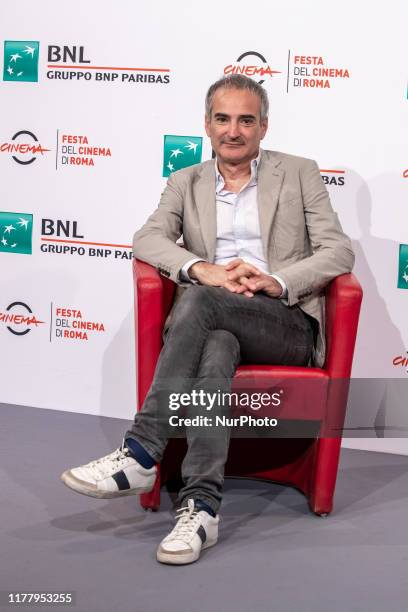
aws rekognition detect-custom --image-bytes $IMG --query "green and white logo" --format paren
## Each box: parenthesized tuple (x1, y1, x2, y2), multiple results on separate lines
(398, 244, 408, 289)
(3, 41, 39, 82)
(162, 135, 202, 177)
(0, 212, 33, 254)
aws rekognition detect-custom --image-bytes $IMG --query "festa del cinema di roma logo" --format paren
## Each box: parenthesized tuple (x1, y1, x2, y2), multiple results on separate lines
(222, 51, 349, 90)
(52, 307, 105, 341)
(0, 302, 105, 342)
(0, 302, 44, 336)
(58, 133, 111, 167)
(289, 53, 350, 89)
(223, 51, 281, 85)
(0, 130, 50, 164)
(393, 351, 408, 373)
(0, 129, 111, 169)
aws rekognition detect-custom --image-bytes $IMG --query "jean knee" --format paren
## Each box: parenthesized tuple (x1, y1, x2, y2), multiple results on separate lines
(200, 330, 241, 372)
(205, 329, 240, 355)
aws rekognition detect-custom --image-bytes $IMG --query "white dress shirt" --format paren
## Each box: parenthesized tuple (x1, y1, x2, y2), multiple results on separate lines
(180, 151, 287, 298)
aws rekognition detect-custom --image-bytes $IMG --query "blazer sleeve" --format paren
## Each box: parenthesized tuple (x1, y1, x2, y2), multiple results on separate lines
(132, 171, 203, 284)
(272, 159, 355, 306)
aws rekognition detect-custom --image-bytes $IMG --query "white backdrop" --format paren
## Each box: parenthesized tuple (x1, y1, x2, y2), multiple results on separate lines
(1, 1, 407, 451)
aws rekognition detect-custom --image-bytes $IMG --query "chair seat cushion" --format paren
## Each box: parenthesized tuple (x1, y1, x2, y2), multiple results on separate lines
(232, 365, 329, 421)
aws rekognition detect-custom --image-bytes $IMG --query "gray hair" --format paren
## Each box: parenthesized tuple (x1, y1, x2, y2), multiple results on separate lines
(205, 74, 269, 123)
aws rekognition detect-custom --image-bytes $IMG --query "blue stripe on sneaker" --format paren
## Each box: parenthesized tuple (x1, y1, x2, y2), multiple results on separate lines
(197, 525, 207, 544)
(112, 470, 130, 491)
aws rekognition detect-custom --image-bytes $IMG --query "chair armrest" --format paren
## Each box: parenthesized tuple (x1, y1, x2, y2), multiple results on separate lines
(133, 259, 176, 407)
(324, 273, 363, 378)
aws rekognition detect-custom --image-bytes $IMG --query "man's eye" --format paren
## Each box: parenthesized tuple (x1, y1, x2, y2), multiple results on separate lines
(241, 118, 255, 125)
(215, 117, 227, 124)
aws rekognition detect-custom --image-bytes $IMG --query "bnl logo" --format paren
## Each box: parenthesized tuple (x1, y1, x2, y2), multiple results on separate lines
(3, 42, 91, 82)
(398, 244, 408, 289)
(0, 212, 32, 254)
(163, 135, 202, 177)
(3, 41, 39, 82)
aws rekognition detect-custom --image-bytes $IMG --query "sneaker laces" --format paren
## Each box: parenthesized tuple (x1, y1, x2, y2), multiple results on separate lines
(168, 499, 201, 541)
(86, 441, 133, 480)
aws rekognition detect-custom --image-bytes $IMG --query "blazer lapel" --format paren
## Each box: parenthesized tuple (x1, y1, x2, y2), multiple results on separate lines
(194, 160, 217, 262)
(257, 151, 285, 258)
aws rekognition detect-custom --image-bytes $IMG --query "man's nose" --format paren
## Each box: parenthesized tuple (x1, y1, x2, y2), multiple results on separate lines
(226, 120, 240, 139)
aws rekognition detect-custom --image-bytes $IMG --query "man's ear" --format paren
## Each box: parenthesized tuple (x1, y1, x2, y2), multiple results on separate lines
(260, 118, 268, 140)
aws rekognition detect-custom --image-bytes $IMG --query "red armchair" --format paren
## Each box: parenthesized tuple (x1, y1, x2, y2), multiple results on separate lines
(133, 259, 362, 516)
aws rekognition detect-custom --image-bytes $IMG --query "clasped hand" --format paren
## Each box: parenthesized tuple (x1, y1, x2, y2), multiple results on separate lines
(189, 259, 282, 298)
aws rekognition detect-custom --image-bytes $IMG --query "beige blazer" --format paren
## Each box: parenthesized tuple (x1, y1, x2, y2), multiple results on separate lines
(133, 149, 354, 367)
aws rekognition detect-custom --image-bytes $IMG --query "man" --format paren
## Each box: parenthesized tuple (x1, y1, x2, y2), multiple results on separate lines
(61, 74, 354, 565)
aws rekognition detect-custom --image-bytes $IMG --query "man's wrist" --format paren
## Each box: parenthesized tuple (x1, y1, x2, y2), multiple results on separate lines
(189, 261, 208, 280)
(180, 258, 206, 283)
(270, 274, 287, 298)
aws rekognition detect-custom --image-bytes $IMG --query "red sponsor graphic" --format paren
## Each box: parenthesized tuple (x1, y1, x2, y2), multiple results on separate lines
(403, 169, 408, 178)
(224, 51, 281, 84)
(59, 133, 111, 168)
(392, 353, 408, 370)
(54, 307, 105, 341)
(224, 64, 280, 78)
(0, 131, 50, 165)
(0, 313, 44, 326)
(0, 302, 45, 336)
(0, 143, 49, 155)
(291, 54, 350, 89)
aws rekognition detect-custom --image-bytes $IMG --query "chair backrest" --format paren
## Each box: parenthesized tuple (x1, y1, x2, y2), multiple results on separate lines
(323, 273, 363, 378)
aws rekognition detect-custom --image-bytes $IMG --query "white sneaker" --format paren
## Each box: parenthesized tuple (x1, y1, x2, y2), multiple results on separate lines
(157, 499, 219, 565)
(61, 441, 156, 499)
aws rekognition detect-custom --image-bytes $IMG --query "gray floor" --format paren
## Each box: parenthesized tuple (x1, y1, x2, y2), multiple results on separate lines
(1, 403, 408, 612)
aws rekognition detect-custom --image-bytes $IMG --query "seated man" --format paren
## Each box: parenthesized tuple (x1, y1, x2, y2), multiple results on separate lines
(61, 74, 354, 565)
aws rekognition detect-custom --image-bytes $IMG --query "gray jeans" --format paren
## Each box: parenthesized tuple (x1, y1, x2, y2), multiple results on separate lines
(125, 285, 314, 513)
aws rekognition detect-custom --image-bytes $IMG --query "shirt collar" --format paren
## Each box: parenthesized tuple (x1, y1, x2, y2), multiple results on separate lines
(215, 149, 262, 189)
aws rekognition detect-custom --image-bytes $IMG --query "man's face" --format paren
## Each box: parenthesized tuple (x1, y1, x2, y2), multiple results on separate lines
(205, 87, 268, 165)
